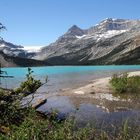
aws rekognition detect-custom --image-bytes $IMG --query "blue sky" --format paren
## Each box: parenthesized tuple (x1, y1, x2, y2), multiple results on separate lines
(0, 0, 140, 46)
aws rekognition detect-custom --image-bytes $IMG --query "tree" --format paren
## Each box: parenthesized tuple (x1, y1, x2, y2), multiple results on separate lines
(0, 23, 6, 31)
(0, 22, 6, 40)
(14, 68, 42, 94)
(0, 23, 12, 86)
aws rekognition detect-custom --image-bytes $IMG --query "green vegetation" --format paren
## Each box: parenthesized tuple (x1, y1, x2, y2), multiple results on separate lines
(110, 73, 140, 94)
(0, 108, 92, 140)
(0, 67, 43, 130)
(14, 67, 42, 95)
(0, 89, 24, 126)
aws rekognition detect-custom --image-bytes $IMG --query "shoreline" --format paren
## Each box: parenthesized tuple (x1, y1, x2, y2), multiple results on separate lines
(57, 71, 140, 112)
(58, 71, 140, 96)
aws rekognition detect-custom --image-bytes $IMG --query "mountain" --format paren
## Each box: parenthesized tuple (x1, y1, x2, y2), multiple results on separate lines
(33, 18, 140, 65)
(0, 40, 49, 67)
(0, 51, 48, 67)
(0, 40, 37, 58)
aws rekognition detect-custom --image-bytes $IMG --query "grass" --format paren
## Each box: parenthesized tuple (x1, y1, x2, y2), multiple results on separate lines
(109, 73, 140, 94)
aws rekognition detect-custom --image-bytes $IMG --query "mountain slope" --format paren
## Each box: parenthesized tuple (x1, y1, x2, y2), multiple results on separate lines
(0, 51, 48, 67)
(0, 40, 36, 58)
(34, 18, 140, 65)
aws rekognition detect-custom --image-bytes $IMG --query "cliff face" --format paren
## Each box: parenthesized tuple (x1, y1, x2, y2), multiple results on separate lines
(33, 18, 140, 65)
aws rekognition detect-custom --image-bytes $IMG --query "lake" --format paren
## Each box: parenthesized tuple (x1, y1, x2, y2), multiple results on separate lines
(1, 65, 140, 130)
(1, 65, 140, 90)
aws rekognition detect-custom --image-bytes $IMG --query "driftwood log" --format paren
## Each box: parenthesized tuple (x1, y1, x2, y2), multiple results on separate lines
(32, 99, 47, 109)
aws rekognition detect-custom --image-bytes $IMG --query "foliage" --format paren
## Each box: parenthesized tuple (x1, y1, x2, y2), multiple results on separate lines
(0, 68, 43, 134)
(0, 89, 27, 128)
(110, 73, 140, 94)
(109, 73, 128, 93)
(0, 23, 6, 31)
(14, 68, 42, 95)
(0, 23, 6, 40)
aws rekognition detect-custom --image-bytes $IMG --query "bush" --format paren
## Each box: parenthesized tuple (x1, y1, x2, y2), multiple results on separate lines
(110, 73, 140, 94)
(0, 68, 45, 134)
(0, 89, 27, 128)
(14, 68, 42, 95)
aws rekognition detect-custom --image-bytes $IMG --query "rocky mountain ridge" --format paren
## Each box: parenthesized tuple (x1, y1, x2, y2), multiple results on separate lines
(0, 51, 48, 67)
(1, 18, 140, 66)
(33, 18, 140, 65)
(0, 40, 48, 67)
(0, 40, 37, 58)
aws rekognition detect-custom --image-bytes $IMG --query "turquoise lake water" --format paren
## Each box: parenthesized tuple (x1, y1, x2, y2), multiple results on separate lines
(2, 65, 140, 77)
(1, 65, 140, 90)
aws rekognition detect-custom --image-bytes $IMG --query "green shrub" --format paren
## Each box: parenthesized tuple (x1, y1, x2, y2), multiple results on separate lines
(110, 73, 140, 94)
(14, 68, 42, 95)
(0, 89, 27, 127)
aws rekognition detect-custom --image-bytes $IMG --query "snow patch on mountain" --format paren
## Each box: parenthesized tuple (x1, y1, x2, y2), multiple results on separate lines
(82, 30, 127, 41)
(76, 35, 86, 39)
(0, 43, 6, 47)
(98, 30, 127, 38)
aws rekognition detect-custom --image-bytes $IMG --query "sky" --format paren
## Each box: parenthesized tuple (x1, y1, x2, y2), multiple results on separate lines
(0, 0, 140, 47)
